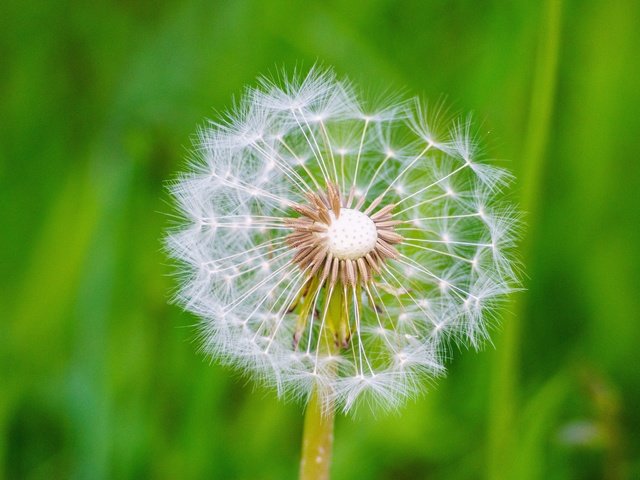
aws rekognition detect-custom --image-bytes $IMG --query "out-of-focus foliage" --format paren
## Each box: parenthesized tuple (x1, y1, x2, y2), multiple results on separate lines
(1, 0, 638, 479)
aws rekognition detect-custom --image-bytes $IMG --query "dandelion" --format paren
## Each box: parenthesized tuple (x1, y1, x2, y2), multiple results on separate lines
(166, 67, 519, 479)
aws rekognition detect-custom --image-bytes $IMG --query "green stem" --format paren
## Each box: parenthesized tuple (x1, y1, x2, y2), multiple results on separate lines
(299, 388, 335, 480)
(299, 283, 344, 480)
(486, 0, 562, 478)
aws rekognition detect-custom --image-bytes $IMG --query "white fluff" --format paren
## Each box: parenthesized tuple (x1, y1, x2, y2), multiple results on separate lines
(166, 67, 520, 413)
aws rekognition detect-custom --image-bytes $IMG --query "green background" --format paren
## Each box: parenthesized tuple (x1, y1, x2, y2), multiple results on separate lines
(2, 0, 639, 478)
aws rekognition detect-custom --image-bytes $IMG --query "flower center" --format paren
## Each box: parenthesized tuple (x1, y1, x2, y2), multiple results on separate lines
(325, 209, 377, 260)
(285, 182, 403, 288)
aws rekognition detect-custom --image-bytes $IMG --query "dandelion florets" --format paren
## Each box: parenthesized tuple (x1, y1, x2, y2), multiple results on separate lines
(166, 67, 520, 413)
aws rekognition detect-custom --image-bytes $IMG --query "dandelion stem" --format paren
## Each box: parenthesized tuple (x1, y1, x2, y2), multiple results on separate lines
(300, 285, 343, 480)
(299, 388, 335, 480)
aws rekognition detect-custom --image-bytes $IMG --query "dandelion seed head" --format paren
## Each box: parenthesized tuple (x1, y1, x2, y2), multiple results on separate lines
(166, 67, 520, 413)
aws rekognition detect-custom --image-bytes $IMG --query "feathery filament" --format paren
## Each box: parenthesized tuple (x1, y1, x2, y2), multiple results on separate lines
(167, 67, 519, 413)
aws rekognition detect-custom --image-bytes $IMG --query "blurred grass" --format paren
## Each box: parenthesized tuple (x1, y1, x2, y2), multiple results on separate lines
(1, 0, 639, 479)
(487, 0, 563, 478)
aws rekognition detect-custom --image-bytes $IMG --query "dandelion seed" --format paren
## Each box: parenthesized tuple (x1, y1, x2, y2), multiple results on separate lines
(166, 67, 520, 415)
